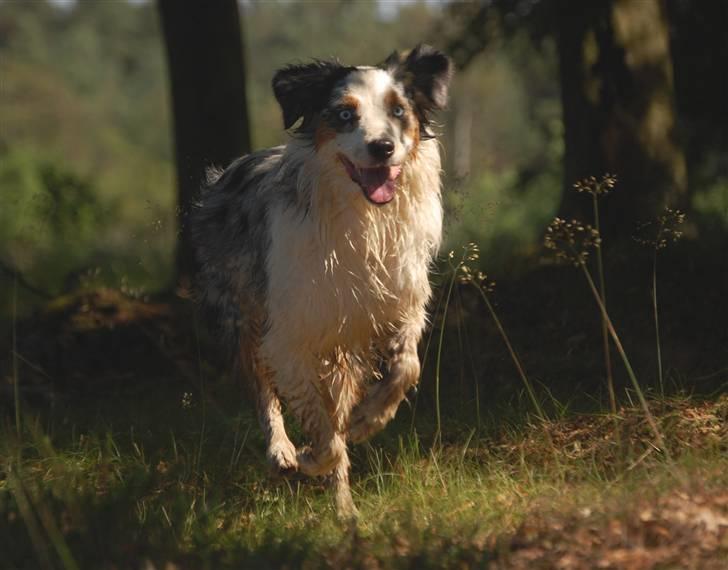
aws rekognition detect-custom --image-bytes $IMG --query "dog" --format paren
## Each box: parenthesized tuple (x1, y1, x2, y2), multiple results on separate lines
(191, 44, 452, 517)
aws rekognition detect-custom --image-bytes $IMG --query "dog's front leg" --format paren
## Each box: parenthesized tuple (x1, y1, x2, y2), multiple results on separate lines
(243, 340, 298, 475)
(267, 350, 356, 517)
(254, 370, 299, 475)
(348, 316, 423, 443)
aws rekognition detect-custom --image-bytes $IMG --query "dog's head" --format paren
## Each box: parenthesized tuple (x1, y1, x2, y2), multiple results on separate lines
(272, 45, 453, 205)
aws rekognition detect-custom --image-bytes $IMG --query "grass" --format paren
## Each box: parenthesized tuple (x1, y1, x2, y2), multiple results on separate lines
(2, 385, 726, 568)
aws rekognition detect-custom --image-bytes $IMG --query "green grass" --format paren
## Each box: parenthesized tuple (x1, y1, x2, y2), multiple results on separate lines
(2, 387, 726, 569)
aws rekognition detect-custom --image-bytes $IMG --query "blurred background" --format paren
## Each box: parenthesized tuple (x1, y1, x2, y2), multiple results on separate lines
(2, 0, 724, 314)
(0, 1, 726, 405)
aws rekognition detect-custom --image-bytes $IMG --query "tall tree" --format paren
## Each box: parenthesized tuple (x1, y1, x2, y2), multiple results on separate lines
(443, 0, 688, 238)
(158, 0, 251, 285)
(555, 0, 687, 238)
(666, 0, 728, 191)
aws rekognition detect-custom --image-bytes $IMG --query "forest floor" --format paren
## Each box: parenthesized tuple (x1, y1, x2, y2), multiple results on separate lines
(1, 246, 727, 569)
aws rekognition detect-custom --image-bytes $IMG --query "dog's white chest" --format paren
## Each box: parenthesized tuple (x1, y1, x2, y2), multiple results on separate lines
(265, 198, 438, 352)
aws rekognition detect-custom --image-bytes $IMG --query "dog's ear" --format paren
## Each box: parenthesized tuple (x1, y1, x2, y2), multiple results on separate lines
(272, 61, 353, 131)
(384, 44, 453, 113)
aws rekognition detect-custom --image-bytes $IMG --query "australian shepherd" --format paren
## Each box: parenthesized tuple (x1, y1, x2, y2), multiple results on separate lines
(191, 45, 453, 517)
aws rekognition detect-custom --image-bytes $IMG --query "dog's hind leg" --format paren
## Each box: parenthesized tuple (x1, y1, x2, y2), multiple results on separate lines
(348, 316, 424, 443)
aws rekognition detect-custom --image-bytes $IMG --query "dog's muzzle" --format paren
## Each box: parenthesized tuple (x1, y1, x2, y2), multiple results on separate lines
(338, 154, 402, 205)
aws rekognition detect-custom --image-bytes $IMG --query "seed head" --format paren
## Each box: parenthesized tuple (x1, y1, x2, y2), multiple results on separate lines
(453, 242, 495, 291)
(544, 217, 602, 266)
(633, 207, 686, 250)
(463, 242, 480, 262)
(573, 173, 617, 197)
(459, 264, 495, 292)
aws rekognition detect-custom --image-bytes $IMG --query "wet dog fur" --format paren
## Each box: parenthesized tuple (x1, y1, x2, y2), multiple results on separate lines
(191, 45, 452, 517)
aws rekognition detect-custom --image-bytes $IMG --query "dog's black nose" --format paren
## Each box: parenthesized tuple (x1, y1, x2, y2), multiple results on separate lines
(368, 139, 395, 161)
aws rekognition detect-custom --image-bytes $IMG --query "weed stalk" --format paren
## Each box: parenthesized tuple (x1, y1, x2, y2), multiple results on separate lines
(591, 195, 616, 414)
(8, 467, 53, 569)
(13, 276, 21, 438)
(193, 311, 207, 473)
(575, 175, 617, 414)
(577, 262, 668, 454)
(410, 280, 448, 435)
(652, 249, 664, 396)
(634, 208, 685, 396)
(471, 283, 545, 422)
(434, 257, 458, 442)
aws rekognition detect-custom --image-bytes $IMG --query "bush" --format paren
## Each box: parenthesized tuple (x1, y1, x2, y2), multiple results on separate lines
(0, 147, 110, 299)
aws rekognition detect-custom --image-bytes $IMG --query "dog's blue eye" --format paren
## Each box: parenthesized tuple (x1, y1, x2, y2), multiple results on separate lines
(393, 105, 405, 118)
(338, 109, 353, 121)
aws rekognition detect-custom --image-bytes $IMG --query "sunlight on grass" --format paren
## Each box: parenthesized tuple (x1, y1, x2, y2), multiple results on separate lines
(2, 394, 726, 568)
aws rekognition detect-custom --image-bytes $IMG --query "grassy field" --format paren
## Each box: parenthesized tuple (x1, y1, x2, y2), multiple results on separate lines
(2, 356, 726, 569)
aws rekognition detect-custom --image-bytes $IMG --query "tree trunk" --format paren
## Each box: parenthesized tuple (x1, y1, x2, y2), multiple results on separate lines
(158, 0, 251, 285)
(666, 0, 728, 189)
(556, 0, 686, 240)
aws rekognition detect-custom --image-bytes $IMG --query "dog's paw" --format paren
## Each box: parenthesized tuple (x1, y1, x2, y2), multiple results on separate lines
(296, 439, 345, 477)
(295, 448, 317, 477)
(347, 406, 393, 444)
(334, 486, 359, 523)
(267, 438, 298, 475)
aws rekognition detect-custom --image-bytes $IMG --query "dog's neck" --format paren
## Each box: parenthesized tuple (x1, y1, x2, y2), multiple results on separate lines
(280, 138, 442, 251)
(276, 139, 443, 300)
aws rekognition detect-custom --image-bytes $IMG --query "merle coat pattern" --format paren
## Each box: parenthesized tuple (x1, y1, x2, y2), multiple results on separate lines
(191, 45, 453, 517)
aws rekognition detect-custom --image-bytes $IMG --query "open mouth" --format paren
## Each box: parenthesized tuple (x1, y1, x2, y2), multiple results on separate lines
(338, 154, 402, 205)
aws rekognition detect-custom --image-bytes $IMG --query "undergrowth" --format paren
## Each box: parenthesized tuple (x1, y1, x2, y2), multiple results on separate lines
(2, 175, 726, 568)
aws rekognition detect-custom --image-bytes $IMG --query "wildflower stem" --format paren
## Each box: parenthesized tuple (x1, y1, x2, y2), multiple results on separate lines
(193, 311, 206, 473)
(652, 249, 664, 396)
(578, 262, 668, 454)
(456, 287, 481, 428)
(13, 275, 21, 438)
(434, 262, 458, 442)
(592, 196, 616, 414)
(472, 284, 545, 422)
(7, 466, 53, 569)
(411, 280, 448, 435)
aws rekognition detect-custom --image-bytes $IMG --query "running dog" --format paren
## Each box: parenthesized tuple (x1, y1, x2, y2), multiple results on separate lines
(191, 44, 452, 517)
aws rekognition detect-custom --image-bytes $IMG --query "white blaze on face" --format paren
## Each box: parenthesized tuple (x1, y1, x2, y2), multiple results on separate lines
(312, 67, 422, 206)
(334, 68, 415, 167)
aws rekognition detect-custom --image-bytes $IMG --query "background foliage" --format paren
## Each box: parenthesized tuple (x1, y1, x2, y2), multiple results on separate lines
(0, 0, 579, 313)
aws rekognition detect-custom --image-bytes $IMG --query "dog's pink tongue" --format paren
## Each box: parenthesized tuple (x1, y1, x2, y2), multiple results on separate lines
(360, 166, 401, 204)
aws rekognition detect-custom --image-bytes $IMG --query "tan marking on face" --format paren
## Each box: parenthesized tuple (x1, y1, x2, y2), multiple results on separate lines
(339, 94, 360, 110)
(316, 95, 360, 151)
(408, 119, 420, 160)
(384, 89, 405, 112)
(385, 88, 420, 158)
